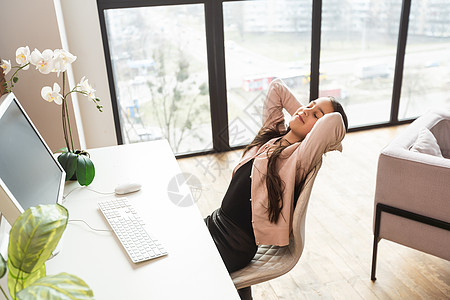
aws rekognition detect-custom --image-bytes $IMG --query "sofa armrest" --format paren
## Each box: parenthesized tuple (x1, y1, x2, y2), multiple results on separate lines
(372, 110, 450, 263)
(374, 113, 450, 223)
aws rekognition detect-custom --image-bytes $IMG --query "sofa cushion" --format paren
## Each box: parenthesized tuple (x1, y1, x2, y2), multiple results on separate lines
(430, 119, 450, 158)
(410, 128, 443, 157)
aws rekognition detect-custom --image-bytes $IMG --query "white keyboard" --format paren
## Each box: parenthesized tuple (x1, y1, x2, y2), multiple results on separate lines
(98, 198, 167, 263)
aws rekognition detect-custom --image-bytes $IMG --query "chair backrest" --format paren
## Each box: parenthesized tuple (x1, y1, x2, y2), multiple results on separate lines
(231, 160, 322, 289)
(289, 160, 322, 257)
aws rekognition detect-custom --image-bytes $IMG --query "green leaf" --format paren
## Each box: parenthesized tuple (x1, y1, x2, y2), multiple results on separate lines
(0, 253, 6, 278)
(58, 152, 78, 180)
(7, 204, 68, 297)
(13, 77, 19, 83)
(54, 147, 69, 154)
(16, 273, 94, 300)
(76, 155, 95, 186)
(8, 264, 46, 299)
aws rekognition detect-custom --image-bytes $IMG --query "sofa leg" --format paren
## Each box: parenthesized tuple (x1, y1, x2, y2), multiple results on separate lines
(371, 234, 379, 281)
(371, 202, 450, 281)
(237, 286, 252, 300)
(371, 204, 382, 281)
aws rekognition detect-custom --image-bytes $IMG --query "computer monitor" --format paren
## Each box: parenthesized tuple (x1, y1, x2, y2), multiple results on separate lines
(0, 92, 65, 228)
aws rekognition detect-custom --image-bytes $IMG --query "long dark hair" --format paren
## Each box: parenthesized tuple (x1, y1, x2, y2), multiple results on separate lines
(243, 119, 289, 223)
(329, 97, 348, 131)
(244, 98, 348, 224)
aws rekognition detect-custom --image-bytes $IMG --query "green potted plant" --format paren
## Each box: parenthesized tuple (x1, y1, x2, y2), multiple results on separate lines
(0, 204, 93, 300)
(1, 46, 102, 186)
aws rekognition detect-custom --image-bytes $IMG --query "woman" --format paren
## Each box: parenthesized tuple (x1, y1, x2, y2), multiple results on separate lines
(205, 78, 348, 273)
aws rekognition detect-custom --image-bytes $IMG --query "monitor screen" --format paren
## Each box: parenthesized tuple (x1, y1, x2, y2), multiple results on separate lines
(0, 93, 65, 226)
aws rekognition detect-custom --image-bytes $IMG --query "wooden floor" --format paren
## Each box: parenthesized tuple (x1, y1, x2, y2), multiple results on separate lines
(177, 126, 450, 300)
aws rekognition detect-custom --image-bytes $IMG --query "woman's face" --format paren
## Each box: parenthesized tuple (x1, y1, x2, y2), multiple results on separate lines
(288, 97, 334, 140)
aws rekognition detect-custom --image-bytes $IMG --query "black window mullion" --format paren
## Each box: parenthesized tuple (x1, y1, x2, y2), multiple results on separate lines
(97, 2, 124, 145)
(205, 0, 230, 152)
(310, 0, 322, 101)
(390, 0, 411, 124)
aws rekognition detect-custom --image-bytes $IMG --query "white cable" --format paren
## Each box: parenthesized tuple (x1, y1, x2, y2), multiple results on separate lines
(68, 219, 111, 232)
(86, 187, 115, 195)
(62, 186, 114, 204)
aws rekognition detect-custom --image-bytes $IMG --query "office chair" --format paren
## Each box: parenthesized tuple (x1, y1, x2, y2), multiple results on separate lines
(230, 161, 322, 299)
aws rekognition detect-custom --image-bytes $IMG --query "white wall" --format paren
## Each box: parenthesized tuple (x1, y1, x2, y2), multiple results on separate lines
(0, 0, 117, 151)
(57, 0, 117, 149)
(0, 0, 80, 151)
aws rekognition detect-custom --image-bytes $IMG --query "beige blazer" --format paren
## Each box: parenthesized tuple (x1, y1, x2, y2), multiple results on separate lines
(232, 79, 346, 246)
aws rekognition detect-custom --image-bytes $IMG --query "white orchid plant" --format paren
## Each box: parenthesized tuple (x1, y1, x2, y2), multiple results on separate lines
(1, 46, 102, 186)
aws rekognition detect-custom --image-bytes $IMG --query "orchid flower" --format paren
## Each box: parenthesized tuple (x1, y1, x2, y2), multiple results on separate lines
(15, 46, 30, 70)
(78, 76, 96, 100)
(53, 49, 77, 76)
(2, 46, 102, 166)
(1, 59, 11, 75)
(30, 49, 54, 74)
(41, 82, 63, 105)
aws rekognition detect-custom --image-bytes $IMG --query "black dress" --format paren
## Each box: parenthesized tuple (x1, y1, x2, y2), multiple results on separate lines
(204, 158, 301, 273)
(204, 159, 257, 273)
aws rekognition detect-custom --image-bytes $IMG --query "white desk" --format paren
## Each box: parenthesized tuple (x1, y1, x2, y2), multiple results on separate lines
(44, 140, 239, 299)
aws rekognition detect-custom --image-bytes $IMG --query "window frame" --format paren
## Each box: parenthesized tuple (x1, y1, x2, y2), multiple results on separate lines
(97, 0, 415, 158)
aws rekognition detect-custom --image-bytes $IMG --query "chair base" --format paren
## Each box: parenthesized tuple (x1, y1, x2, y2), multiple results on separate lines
(237, 286, 252, 300)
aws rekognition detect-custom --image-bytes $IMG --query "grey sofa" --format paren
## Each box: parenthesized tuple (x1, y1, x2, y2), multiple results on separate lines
(371, 110, 450, 281)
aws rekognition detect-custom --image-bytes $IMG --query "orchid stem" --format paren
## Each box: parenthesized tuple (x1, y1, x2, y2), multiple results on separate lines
(62, 72, 75, 152)
(65, 97, 75, 151)
(62, 73, 71, 152)
(7, 63, 29, 88)
(62, 99, 70, 152)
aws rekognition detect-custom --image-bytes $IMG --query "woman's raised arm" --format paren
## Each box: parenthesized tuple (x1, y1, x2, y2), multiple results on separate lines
(296, 112, 346, 175)
(262, 78, 302, 131)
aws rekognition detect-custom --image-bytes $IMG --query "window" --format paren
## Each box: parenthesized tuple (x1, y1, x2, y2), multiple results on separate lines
(103, 4, 212, 155)
(223, 0, 312, 147)
(399, 0, 450, 119)
(98, 0, 435, 157)
(321, 0, 401, 127)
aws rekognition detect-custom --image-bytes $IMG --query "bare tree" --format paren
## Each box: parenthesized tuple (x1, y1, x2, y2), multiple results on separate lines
(146, 46, 208, 152)
(400, 70, 426, 117)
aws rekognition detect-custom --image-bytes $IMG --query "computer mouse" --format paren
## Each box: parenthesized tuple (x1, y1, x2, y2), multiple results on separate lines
(115, 182, 142, 195)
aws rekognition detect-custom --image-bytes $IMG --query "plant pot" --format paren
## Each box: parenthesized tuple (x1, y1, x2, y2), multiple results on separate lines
(58, 150, 95, 186)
